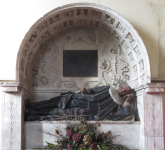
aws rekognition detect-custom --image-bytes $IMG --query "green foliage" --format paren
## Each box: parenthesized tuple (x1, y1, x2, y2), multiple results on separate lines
(72, 140, 75, 146)
(44, 141, 56, 149)
(71, 128, 75, 134)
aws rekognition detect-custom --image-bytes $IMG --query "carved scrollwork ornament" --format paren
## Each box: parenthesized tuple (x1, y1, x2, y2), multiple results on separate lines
(120, 59, 130, 81)
(100, 57, 112, 73)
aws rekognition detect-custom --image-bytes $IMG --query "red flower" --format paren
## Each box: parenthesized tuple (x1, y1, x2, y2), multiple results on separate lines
(67, 144, 72, 150)
(67, 130, 72, 136)
(90, 142, 97, 150)
(72, 133, 81, 142)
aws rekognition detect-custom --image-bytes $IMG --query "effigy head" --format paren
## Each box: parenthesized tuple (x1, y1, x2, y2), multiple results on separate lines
(117, 85, 131, 96)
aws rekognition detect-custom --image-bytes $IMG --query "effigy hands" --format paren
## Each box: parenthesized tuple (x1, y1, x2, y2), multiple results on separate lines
(123, 93, 134, 104)
(123, 93, 133, 99)
(80, 88, 88, 93)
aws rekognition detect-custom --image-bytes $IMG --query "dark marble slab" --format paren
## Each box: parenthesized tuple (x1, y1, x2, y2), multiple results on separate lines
(63, 50, 98, 77)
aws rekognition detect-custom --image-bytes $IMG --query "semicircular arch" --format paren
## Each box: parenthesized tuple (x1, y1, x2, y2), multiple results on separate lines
(16, 3, 151, 90)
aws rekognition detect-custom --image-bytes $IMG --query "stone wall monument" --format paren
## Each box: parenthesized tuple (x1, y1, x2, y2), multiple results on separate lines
(1, 3, 165, 150)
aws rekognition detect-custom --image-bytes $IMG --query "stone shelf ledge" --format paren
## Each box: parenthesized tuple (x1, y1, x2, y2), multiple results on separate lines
(25, 120, 140, 125)
(134, 83, 165, 92)
(23, 148, 67, 150)
(0, 81, 20, 86)
(0, 82, 20, 93)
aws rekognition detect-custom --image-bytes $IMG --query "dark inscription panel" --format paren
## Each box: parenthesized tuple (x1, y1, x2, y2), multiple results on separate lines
(63, 50, 98, 77)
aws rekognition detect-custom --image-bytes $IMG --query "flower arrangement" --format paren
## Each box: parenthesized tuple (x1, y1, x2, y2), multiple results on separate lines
(43, 118, 131, 150)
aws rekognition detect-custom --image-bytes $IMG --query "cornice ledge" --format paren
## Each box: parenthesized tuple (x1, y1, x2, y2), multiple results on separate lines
(134, 83, 165, 93)
(0, 82, 21, 93)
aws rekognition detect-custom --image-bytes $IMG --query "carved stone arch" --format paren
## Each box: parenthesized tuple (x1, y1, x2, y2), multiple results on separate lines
(16, 3, 151, 90)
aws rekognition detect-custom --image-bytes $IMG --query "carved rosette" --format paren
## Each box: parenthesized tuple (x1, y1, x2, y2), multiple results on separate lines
(126, 32, 135, 45)
(104, 14, 115, 25)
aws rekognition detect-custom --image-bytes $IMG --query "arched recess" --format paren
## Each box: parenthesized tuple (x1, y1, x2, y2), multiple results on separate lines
(16, 3, 151, 91)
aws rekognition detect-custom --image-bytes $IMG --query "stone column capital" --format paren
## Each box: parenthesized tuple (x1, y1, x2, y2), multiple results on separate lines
(134, 83, 165, 93)
(145, 83, 165, 94)
(0, 82, 20, 93)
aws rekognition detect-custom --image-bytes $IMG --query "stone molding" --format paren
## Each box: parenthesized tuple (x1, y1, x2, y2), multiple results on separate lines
(0, 82, 20, 93)
(134, 83, 165, 92)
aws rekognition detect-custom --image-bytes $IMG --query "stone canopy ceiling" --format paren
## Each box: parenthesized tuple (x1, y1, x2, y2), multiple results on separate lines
(17, 3, 151, 90)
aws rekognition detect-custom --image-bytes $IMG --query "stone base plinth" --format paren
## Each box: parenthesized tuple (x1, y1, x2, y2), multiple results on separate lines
(24, 121, 140, 149)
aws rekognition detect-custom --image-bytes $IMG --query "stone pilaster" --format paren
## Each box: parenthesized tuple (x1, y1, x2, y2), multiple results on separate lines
(1, 83, 23, 150)
(136, 83, 165, 150)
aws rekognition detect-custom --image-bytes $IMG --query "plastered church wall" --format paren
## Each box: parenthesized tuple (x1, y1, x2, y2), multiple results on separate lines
(148, 0, 165, 79)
